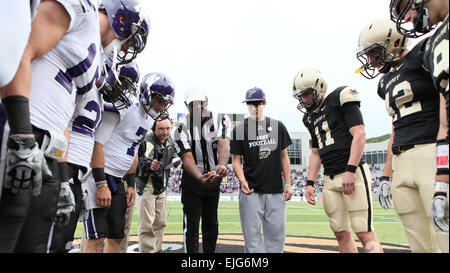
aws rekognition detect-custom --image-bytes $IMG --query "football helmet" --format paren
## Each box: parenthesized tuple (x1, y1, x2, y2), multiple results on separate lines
(139, 73, 175, 120)
(99, 59, 140, 110)
(389, 0, 434, 37)
(357, 18, 408, 79)
(292, 69, 327, 113)
(100, 0, 150, 64)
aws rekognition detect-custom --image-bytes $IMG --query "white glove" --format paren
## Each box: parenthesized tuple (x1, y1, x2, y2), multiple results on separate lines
(78, 190, 89, 222)
(54, 182, 75, 226)
(378, 176, 393, 210)
(431, 181, 449, 232)
(4, 135, 52, 196)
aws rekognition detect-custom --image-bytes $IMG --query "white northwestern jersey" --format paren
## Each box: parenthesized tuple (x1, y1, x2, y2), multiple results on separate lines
(30, 0, 102, 135)
(67, 88, 104, 167)
(0, 0, 41, 87)
(103, 102, 154, 178)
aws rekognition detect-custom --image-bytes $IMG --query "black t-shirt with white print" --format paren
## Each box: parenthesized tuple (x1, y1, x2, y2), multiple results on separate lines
(230, 117, 292, 194)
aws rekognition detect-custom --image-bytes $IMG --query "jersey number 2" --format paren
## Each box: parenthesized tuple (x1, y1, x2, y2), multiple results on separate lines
(386, 81, 422, 121)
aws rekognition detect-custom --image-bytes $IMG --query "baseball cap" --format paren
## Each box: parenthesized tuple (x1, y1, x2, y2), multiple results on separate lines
(184, 86, 207, 105)
(242, 87, 266, 103)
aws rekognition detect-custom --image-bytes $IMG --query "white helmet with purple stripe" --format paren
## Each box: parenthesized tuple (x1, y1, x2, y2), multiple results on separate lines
(139, 73, 175, 120)
(100, 0, 150, 65)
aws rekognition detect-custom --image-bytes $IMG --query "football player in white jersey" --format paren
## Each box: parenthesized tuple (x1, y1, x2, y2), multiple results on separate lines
(0, 0, 41, 201)
(83, 72, 175, 253)
(99, 0, 150, 66)
(48, 0, 151, 252)
(0, 0, 103, 253)
(50, 61, 140, 253)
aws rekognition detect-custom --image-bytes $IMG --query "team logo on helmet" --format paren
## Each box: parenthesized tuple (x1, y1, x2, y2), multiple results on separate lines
(99, 59, 140, 111)
(139, 72, 175, 120)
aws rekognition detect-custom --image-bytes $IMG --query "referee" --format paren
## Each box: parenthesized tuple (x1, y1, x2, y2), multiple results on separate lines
(172, 87, 231, 253)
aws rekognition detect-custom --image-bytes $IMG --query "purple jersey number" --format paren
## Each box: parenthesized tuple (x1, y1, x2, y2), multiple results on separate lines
(55, 43, 98, 95)
(127, 127, 148, 157)
(72, 100, 101, 137)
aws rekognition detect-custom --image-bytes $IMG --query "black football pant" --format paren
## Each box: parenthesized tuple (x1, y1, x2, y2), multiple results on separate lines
(49, 163, 84, 253)
(0, 127, 61, 253)
(0, 158, 60, 253)
(181, 188, 219, 253)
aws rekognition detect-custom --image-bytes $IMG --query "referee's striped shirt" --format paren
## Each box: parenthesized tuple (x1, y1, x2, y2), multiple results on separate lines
(171, 112, 231, 190)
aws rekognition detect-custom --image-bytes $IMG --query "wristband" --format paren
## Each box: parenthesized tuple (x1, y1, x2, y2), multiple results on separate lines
(380, 176, 391, 182)
(1, 95, 33, 135)
(284, 184, 292, 187)
(435, 181, 449, 192)
(306, 180, 315, 187)
(436, 139, 449, 175)
(92, 168, 106, 182)
(345, 165, 358, 173)
(123, 173, 136, 188)
(95, 180, 108, 189)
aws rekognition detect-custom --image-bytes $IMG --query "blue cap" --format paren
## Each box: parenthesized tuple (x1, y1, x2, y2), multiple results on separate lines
(242, 87, 266, 103)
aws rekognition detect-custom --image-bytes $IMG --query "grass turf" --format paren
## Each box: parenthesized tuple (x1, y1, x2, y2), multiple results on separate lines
(74, 200, 408, 245)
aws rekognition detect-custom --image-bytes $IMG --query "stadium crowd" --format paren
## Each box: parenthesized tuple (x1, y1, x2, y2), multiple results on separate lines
(167, 165, 384, 196)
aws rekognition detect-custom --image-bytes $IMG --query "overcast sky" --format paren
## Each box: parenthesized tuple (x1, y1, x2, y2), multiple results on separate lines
(135, 0, 426, 138)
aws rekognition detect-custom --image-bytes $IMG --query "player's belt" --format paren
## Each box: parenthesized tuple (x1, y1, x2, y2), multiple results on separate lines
(392, 144, 415, 155)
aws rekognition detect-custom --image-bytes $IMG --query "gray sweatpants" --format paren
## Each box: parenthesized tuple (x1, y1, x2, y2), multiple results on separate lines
(239, 192, 286, 253)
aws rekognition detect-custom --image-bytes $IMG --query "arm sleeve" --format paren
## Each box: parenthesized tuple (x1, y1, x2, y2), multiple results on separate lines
(341, 102, 364, 128)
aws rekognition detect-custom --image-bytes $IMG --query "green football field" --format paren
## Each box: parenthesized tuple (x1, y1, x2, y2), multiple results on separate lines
(74, 200, 408, 246)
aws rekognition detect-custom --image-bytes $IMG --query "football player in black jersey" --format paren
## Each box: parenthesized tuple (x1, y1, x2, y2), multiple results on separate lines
(357, 18, 446, 252)
(293, 69, 383, 253)
(390, 0, 449, 235)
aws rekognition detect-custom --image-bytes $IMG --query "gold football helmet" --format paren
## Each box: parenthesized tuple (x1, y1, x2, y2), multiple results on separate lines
(292, 69, 327, 113)
(357, 18, 409, 79)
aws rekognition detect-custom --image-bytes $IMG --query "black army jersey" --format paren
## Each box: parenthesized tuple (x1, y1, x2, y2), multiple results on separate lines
(378, 39, 440, 148)
(422, 15, 449, 134)
(303, 86, 364, 176)
(422, 15, 449, 96)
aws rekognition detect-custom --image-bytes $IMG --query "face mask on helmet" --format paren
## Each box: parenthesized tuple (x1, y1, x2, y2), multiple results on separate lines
(356, 43, 393, 79)
(140, 73, 175, 120)
(117, 22, 148, 65)
(101, 76, 137, 110)
(101, 0, 150, 65)
(356, 22, 408, 80)
(293, 87, 322, 113)
(99, 61, 140, 110)
(292, 70, 327, 114)
(390, 0, 434, 38)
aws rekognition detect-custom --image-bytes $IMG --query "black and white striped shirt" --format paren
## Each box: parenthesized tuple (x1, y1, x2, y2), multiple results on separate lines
(171, 112, 231, 193)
